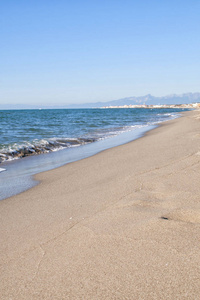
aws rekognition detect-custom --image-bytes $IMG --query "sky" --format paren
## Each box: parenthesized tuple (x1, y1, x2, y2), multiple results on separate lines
(1, 0, 200, 105)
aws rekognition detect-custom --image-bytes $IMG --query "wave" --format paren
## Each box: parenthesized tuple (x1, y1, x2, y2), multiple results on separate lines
(0, 137, 97, 163)
(0, 125, 145, 163)
(0, 111, 180, 164)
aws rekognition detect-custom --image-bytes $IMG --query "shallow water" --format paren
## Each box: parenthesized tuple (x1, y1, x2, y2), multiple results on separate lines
(0, 108, 189, 200)
(0, 124, 156, 200)
(0, 108, 185, 163)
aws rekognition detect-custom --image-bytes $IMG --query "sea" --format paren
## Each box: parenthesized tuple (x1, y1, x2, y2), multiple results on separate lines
(0, 108, 189, 200)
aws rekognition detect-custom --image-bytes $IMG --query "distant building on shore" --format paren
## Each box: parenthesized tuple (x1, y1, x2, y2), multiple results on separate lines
(101, 103, 200, 109)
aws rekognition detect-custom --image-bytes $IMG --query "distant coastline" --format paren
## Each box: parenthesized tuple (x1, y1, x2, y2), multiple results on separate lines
(101, 103, 200, 109)
(1, 92, 200, 110)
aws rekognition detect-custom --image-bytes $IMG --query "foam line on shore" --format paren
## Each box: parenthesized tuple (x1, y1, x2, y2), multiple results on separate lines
(0, 124, 156, 201)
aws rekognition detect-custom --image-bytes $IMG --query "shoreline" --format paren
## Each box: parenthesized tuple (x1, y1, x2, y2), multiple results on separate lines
(0, 109, 186, 201)
(0, 107, 182, 165)
(1, 110, 200, 299)
(0, 124, 157, 201)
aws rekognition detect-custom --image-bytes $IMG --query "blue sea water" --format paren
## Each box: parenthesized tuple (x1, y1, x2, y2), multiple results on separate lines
(0, 108, 187, 163)
(0, 108, 189, 200)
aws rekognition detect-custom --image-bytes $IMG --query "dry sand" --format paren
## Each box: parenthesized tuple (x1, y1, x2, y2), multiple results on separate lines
(0, 110, 200, 299)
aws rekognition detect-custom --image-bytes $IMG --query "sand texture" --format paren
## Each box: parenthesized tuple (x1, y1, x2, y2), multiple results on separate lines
(0, 110, 200, 299)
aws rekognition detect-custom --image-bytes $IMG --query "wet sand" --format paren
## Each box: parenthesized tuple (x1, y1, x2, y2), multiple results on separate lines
(0, 110, 200, 299)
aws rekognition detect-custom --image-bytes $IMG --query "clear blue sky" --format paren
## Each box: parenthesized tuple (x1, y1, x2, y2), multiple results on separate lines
(1, 0, 200, 105)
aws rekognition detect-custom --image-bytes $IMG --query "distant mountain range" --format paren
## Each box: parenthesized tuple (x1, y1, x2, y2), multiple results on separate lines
(66, 93, 200, 108)
(1, 93, 200, 109)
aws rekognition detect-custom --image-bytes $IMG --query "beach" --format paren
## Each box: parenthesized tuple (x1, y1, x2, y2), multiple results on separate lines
(0, 109, 200, 299)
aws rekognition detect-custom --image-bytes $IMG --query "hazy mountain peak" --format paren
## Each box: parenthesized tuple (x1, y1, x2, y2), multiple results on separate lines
(1, 92, 200, 109)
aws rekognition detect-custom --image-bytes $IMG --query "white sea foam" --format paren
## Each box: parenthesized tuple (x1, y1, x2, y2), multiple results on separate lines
(0, 137, 98, 163)
(0, 110, 182, 164)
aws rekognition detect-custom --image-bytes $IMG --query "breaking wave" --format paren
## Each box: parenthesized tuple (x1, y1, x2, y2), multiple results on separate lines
(0, 108, 185, 164)
(0, 137, 97, 163)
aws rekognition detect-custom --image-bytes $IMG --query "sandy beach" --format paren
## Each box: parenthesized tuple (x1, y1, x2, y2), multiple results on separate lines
(0, 110, 200, 299)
